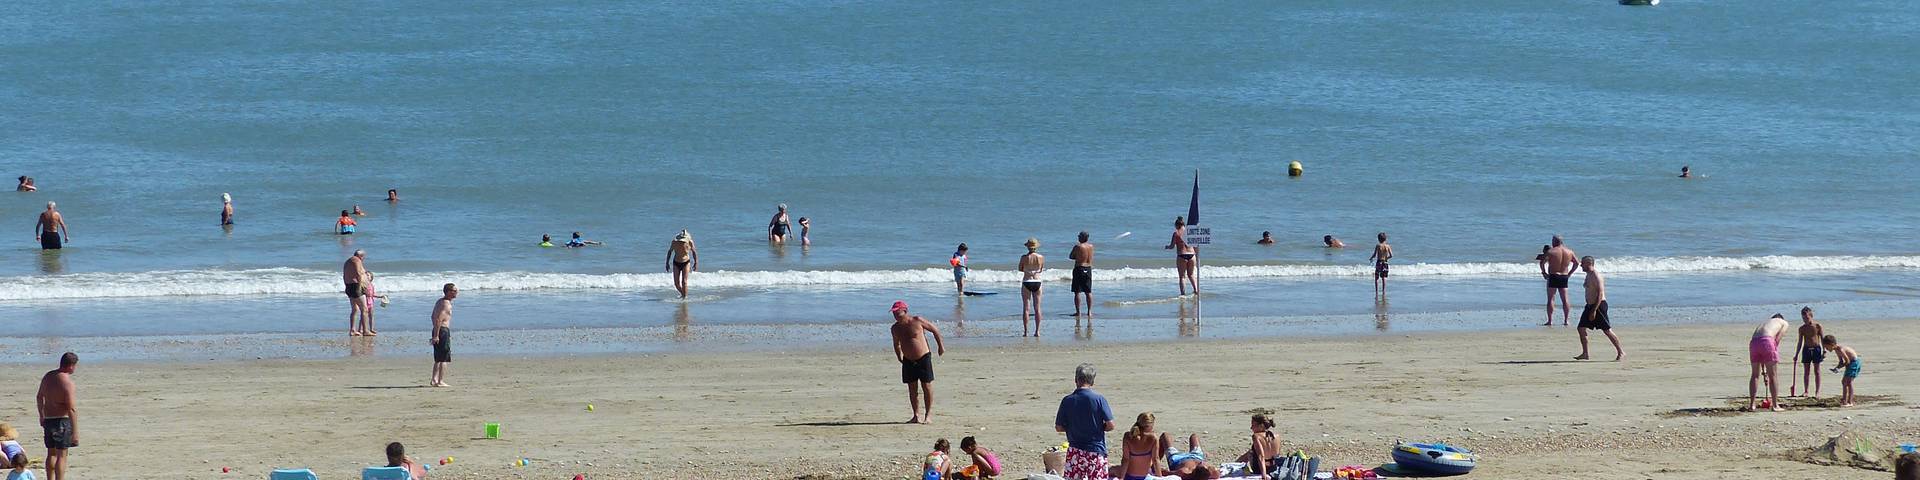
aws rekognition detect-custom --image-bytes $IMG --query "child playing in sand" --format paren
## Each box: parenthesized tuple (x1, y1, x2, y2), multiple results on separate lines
(1822, 335, 1860, 407)
(1118, 412, 1161, 480)
(924, 438, 954, 480)
(954, 437, 999, 480)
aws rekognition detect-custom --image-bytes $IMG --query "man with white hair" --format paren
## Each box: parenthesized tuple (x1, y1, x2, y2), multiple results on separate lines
(35, 202, 68, 250)
(344, 250, 372, 335)
(1055, 364, 1114, 480)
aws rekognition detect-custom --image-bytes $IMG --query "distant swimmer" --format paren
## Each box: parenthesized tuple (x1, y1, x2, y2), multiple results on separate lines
(1747, 313, 1791, 412)
(1324, 235, 1345, 248)
(35, 202, 68, 250)
(1257, 231, 1275, 245)
(1166, 216, 1199, 296)
(890, 301, 945, 424)
(1369, 233, 1392, 294)
(767, 204, 792, 244)
(386, 189, 399, 203)
(1019, 238, 1045, 337)
(1678, 166, 1692, 179)
(352, 204, 367, 216)
(336, 210, 357, 235)
(1542, 236, 1577, 326)
(565, 231, 602, 248)
(344, 250, 371, 336)
(797, 217, 812, 247)
(1069, 231, 1094, 323)
(666, 230, 698, 298)
(15, 176, 35, 192)
(950, 243, 970, 295)
(1574, 256, 1622, 361)
(220, 193, 234, 226)
(539, 234, 554, 248)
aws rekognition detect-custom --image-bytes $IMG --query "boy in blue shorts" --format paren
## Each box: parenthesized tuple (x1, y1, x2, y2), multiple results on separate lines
(1822, 334, 1860, 407)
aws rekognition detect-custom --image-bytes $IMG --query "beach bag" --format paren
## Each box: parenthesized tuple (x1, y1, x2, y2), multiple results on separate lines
(1040, 450, 1065, 474)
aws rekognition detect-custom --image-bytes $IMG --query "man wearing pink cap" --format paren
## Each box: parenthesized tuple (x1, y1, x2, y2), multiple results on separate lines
(890, 301, 946, 424)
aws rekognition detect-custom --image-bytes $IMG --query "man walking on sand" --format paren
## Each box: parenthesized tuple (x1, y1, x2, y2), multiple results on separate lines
(1574, 256, 1623, 361)
(1748, 313, 1791, 412)
(37, 352, 78, 480)
(430, 283, 458, 387)
(1541, 236, 1578, 326)
(35, 202, 68, 250)
(1055, 364, 1114, 480)
(1069, 231, 1095, 323)
(890, 301, 945, 424)
(344, 250, 372, 335)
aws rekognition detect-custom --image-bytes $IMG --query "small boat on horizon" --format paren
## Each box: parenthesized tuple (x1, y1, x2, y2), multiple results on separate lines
(1620, 0, 1660, 5)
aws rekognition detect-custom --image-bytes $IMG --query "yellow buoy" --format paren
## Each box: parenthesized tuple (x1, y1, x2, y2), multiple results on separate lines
(1287, 161, 1303, 177)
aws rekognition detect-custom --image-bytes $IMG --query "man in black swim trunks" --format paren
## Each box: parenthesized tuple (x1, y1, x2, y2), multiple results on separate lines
(430, 283, 457, 387)
(37, 352, 78, 480)
(890, 301, 945, 424)
(1069, 231, 1095, 324)
(35, 202, 67, 250)
(343, 250, 371, 336)
(1575, 256, 1622, 361)
(1542, 236, 1578, 326)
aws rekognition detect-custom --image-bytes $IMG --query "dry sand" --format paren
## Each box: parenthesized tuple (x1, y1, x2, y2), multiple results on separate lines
(0, 319, 1914, 479)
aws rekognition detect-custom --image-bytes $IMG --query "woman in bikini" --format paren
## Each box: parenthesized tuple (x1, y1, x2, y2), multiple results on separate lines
(1019, 238, 1045, 337)
(1117, 412, 1162, 480)
(1167, 217, 1198, 296)
(666, 230, 698, 299)
(1236, 414, 1280, 477)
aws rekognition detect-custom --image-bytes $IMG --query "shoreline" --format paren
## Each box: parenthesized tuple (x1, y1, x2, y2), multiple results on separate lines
(5, 319, 1914, 479)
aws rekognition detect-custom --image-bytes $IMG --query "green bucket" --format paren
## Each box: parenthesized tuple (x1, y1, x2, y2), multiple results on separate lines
(485, 423, 501, 439)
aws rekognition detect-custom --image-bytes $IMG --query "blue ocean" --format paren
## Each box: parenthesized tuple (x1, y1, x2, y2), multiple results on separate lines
(4, 0, 1918, 359)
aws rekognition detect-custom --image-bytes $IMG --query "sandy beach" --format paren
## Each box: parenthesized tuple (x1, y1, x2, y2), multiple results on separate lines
(0, 318, 1913, 480)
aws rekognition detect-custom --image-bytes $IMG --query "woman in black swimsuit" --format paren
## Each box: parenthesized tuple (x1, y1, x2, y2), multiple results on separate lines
(767, 204, 791, 244)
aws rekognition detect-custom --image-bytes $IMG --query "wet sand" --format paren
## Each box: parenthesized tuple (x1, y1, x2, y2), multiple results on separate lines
(0, 319, 1914, 479)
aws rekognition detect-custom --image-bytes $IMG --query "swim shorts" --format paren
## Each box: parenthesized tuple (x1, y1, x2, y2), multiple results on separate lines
(1375, 261, 1389, 278)
(1023, 281, 1041, 293)
(1167, 447, 1206, 467)
(900, 353, 934, 384)
(41, 417, 75, 449)
(345, 283, 363, 299)
(1844, 358, 1861, 379)
(1749, 335, 1779, 364)
(1546, 274, 1570, 289)
(1071, 266, 1092, 293)
(953, 267, 966, 281)
(39, 234, 60, 250)
(1578, 301, 1611, 330)
(1800, 345, 1825, 364)
(433, 327, 452, 363)
(1064, 447, 1109, 480)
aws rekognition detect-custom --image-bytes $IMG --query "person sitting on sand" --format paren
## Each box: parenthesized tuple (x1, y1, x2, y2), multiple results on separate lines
(957, 437, 1000, 480)
(1237, 414, 1279, 477)
(0, 422, 30, 478)
(1822, 335, 1860, 407)
(924, 439, 954, 480)
(1159, 433, 1220, 480)
(386, 442, 427, 479)
(1117, 412, 1161, 480)
(1323, 235, 1344, 248)
(1256, 232, 1274, 245)
(1747, 314, 1791, 412)
(336, 210, 357, 235)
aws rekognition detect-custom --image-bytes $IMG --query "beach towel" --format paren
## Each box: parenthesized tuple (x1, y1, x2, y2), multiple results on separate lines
(360, 466, 413, 480)
(269, 469, 319, 480)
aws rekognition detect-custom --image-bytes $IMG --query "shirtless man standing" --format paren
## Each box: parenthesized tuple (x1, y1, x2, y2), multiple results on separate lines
(36, 202, 68, 250)
(1792, 306, 1824, 397)
(1541, 236, 1578, 326)
(1069, 231, 1095, 324)
(37, 352, 78, 480)
(1019, 238, 1045, 337)
(890, 301, 945, 424)
(343, 250, 371, 335)
(1748, 314, 1791, 412)
(430, 283, 457, 387)
(1574, 256, 1623, 361)
(1369, 232, 1392, 294)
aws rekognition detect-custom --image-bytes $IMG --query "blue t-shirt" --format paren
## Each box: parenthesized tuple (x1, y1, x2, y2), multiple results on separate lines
(1054, 387, 1114, 456)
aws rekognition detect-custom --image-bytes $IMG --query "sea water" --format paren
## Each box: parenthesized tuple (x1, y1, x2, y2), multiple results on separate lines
(3, 0, 1918, 360)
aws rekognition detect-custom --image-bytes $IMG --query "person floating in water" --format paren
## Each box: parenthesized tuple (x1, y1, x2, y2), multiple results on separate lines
(352, 204, 367, 216)
(220, 193, 234, 226)
(667, 230, 698, 298)
(565, 232, 601, 248)
(1324, 235, 1345, 248)
(767, 204, 792, 244)
(1257, 231, 1275, 245)
(539, 234, 554, 248)
(1679, 166, 1692, 178)
(386, 189, 399, 203)
(336, 210, 357, 235)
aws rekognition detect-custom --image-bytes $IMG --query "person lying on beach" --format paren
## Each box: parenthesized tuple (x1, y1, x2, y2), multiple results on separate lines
(565, 232, 601, 247)
(1323, 235, 1344, 248)
(386, 442, 428, 479)
(1257, 232, 1274, 245)
(957, 436, 1000, 480)
(1822, 335, 1860, 407)
(1159, 433, 1220, 480)
(1236, 414, 1279, 477)
(1117, 412, 1161, 480)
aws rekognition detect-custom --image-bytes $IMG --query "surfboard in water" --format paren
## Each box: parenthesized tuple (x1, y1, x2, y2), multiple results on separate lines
(962, 291, 998, 296)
